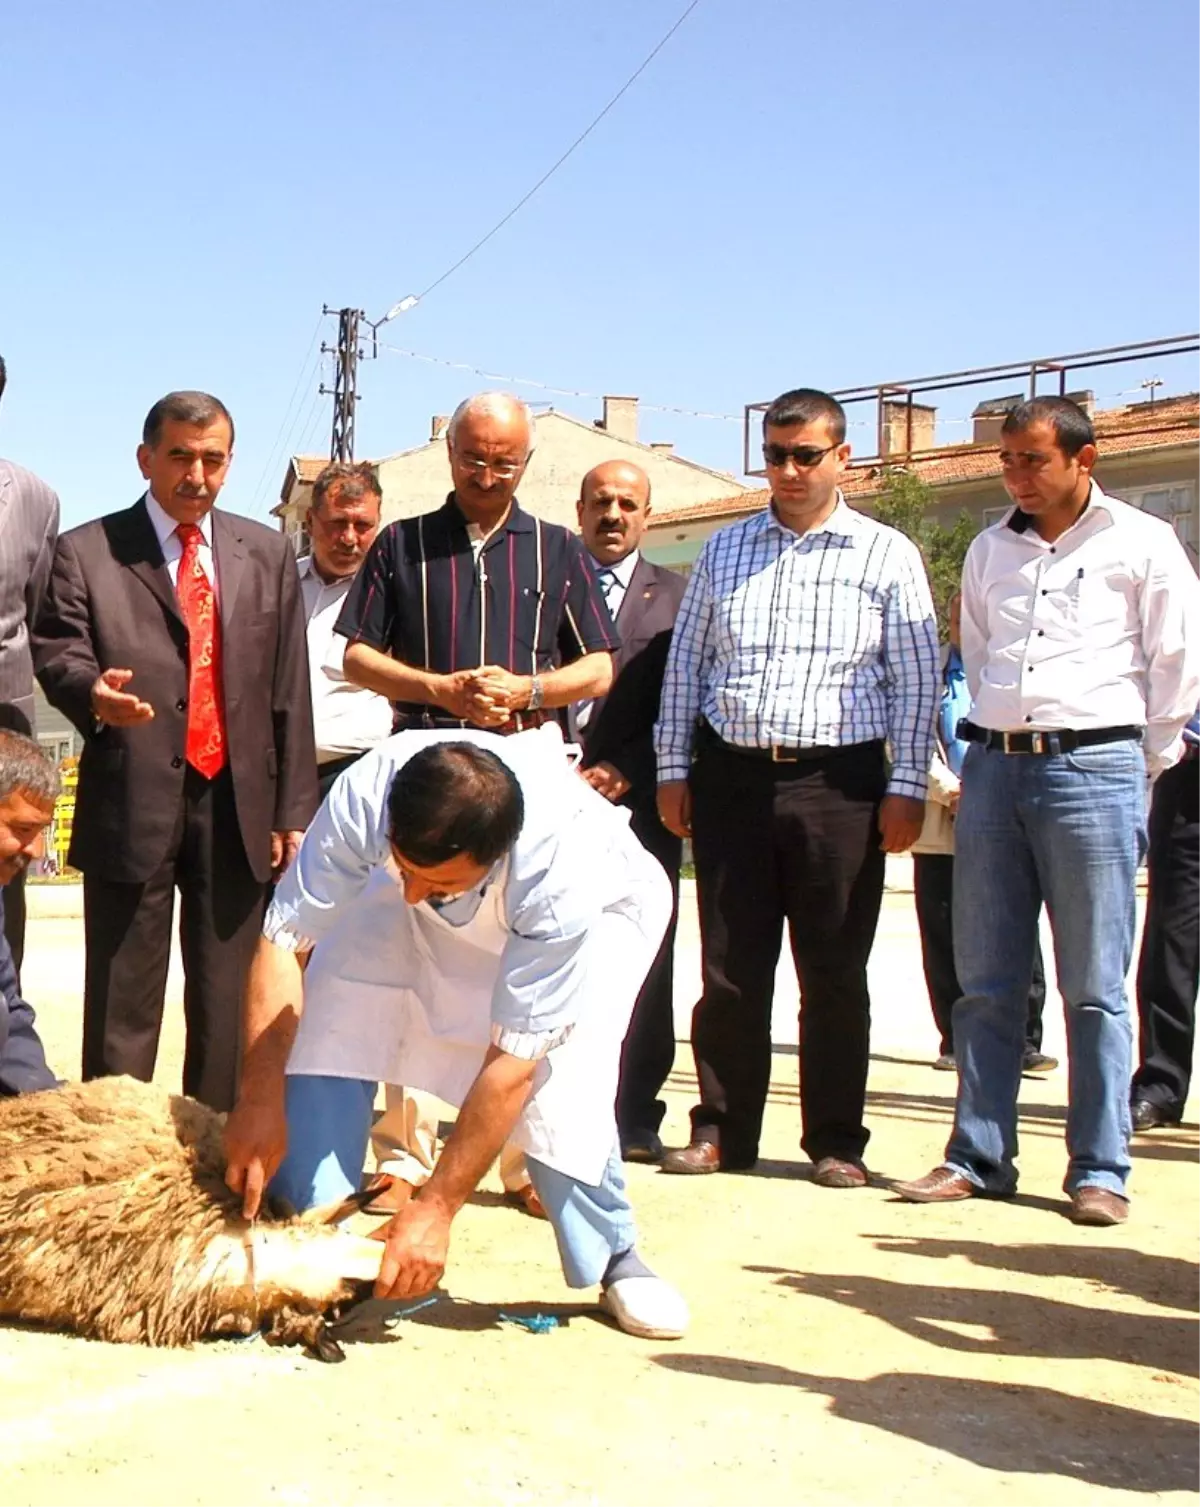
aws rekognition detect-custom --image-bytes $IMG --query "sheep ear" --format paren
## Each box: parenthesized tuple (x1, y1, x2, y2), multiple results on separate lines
(299, 1181, 391, 1227)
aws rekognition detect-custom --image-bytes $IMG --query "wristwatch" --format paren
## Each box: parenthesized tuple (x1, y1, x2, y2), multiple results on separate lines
(527, 675, 545, 712)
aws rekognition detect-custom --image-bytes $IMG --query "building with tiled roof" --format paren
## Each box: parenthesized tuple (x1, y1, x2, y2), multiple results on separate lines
(643, 392, 1199, 571)
(274, 396, 752, 545)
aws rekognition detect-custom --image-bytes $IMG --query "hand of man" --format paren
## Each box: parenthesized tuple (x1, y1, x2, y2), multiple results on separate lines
(581, 761, 630, 802)
(878, 794, 926, 853)
(271, 829, 304, 878)
(433, 669, 511, 728)
(946, 788, 961, 816)
(91, 668, 155, 726)
(657, 779, 692, 838)
(469, 666, 531, 714)
(374, 1194, 453, 1301)
(224, 1092, 289, 1219)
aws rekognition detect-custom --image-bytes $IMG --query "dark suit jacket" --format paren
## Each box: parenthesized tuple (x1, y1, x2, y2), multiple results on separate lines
(582, 554, 687, 819)
(33, 497, 318, 884)
(0, 905, 55, 1095)
(0, 458, 59, 735)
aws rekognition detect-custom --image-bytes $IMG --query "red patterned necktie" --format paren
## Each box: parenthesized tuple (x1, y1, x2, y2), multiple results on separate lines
(175, 523, 227, 778)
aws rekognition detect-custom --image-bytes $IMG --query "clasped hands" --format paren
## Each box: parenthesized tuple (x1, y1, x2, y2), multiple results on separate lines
(435, 666, 534, 728)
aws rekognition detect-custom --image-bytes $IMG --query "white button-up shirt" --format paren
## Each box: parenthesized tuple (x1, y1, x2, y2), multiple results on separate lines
(144, 490, 219, 604)
(961, 483, 1200, 774)
(299, 554, 393, 761)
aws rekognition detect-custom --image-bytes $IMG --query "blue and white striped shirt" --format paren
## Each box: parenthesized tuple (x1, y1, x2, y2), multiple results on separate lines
(654, 496, 940, 800)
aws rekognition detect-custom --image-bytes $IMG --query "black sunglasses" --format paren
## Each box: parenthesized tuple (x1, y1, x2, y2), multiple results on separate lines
(762, 442, 839, 469)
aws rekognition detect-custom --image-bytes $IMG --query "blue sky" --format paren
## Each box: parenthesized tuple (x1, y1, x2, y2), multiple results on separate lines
(2, 0, 1197, 527)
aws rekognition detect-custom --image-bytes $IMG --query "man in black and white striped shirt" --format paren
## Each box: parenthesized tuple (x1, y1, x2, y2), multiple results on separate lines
(655, 387, 939, 1185)
(334, 391, 618, 1218)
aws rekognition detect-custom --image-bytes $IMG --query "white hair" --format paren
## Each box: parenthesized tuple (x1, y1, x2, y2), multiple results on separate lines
(446, 392, 534, 451)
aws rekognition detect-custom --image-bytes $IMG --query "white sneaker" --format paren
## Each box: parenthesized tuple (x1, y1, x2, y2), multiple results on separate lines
(599, 1277, 689, 1340)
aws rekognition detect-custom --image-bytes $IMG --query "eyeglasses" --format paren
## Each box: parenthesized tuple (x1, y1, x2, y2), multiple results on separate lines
(762, 442, 839, 469)
(457, 456, 525, 481)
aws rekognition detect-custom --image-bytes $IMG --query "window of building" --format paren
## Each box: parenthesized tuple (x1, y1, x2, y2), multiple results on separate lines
(982, 505, 1010, 528)
(1125, 484, 1197, 550)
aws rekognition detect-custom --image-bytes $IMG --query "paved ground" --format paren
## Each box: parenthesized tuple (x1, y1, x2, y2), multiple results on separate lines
(3, 882, 1197, 1507)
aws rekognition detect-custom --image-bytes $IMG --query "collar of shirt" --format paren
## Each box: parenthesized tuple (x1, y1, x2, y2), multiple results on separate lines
(762, 490, 860, 543)
(144, 489, 214, 552)
(442, 492, 535, 543)
(298, 549, 354, 602)
(586, 548, 640, 590)
(1001, 481, 1107, 544)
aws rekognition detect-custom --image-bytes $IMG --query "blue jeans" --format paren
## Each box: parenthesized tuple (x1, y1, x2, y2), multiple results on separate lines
(273, 1074, 638, 1288)
(946, 740, 1146, 1197)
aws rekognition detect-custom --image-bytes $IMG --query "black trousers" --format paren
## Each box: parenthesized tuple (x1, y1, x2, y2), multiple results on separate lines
(82, 766, 265, 1111)
(615, 800, 682, 1142)
(689, 732, 887, 1167)
(317, 751, 366, 801)
(1132, 754, 1199, 1114)
(912, 852, 1046, 1055)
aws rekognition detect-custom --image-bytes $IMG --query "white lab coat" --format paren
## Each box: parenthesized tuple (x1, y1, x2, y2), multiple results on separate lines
(282, 728, 671, 1184)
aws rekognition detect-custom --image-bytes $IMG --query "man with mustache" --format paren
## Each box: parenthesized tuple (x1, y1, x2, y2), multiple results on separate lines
(574, 460, 687, 1162)
(298, 462, 392, 799)
(0, 731, 60, 1096)
(34, 391, 318, 1110)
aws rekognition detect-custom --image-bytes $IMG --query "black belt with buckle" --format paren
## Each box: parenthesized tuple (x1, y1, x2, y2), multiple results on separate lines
(700, 721, 882, 763)
(957, 720, 1142, 755)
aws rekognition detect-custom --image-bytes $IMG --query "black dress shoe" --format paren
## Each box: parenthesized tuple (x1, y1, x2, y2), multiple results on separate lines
(1131, 1098, 1181, 1133)
(621, 1133, 665, 1165)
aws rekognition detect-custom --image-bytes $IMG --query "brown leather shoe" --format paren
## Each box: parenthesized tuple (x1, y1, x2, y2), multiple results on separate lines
(362, 1174, 416, 1215)
(1069, 1187, 1129, 1226)
(505, 1184, 549, 1220)
(660, 1140, 721, 1175)
(813, 1156, 868, 1189)
(894, 1166, 976, 1203)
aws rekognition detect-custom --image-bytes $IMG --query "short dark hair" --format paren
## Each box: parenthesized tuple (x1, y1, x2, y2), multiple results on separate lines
(311, 461, 382, 513)
(142, 391, 235, 449)
(1000, 396, 1094, 458)
(387, 743, 525, 868)
(0, 354, 6, 404)
(762, 388, 846, 444)
(0, 731, 60, 807)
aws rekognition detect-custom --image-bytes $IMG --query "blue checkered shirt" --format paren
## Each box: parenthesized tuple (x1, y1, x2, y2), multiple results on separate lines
(654, 496, 940, 800)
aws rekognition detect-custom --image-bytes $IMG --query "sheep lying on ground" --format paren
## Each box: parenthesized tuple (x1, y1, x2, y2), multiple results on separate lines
(0, 1076, 383, 1360)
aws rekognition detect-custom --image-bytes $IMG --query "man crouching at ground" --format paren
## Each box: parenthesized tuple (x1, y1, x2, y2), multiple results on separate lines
(224, 727, 688, 1339)
(0, 732, 59, 1096)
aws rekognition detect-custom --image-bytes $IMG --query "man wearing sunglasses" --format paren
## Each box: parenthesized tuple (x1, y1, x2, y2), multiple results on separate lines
(655, 387, 939, 1186)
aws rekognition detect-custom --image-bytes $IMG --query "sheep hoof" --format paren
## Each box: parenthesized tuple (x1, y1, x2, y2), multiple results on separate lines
(310, 1326, 346, 1364)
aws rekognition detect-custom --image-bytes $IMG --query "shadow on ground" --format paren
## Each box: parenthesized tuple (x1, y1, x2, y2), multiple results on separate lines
(653, 1355, 1199, 1495)
(867, 1235, 1200, 1312)
(745, 1265, 1199, 1377)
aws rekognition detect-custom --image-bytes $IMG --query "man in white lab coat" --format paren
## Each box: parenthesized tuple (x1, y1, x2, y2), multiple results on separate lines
(223, 726, 688, 1339)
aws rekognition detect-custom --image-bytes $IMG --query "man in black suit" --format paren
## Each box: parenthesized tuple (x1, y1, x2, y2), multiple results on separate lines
(576, 460, 687, 1162)
(34, 391, 318, 1110)
(0, 730, 60, 1096)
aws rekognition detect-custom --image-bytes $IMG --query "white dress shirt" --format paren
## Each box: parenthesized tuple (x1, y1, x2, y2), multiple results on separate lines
(144, 490, 219, 604)
(571, 549, 639, 735)
(299, 554, 393, 761)
(961, 483, 1200, 774)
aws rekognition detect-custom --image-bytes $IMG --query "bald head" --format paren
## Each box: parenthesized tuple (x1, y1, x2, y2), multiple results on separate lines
(577, 460, 652, 566)
(446, 392, 535, 527)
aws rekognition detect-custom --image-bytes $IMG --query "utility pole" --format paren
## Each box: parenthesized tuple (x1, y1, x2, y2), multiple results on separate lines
(321, 306, 363, 461)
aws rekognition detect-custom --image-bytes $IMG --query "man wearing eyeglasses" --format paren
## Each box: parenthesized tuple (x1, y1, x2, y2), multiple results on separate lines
(655, 387, 939, 1186)
(898, 397, 1200, 1226)
(335, 390, 618, 1216)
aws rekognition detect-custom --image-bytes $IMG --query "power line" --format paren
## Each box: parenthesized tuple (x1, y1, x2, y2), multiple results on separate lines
(374, 336, 740, 421)
(416, 0, 702, 303)
(247, 314, 325, 513)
